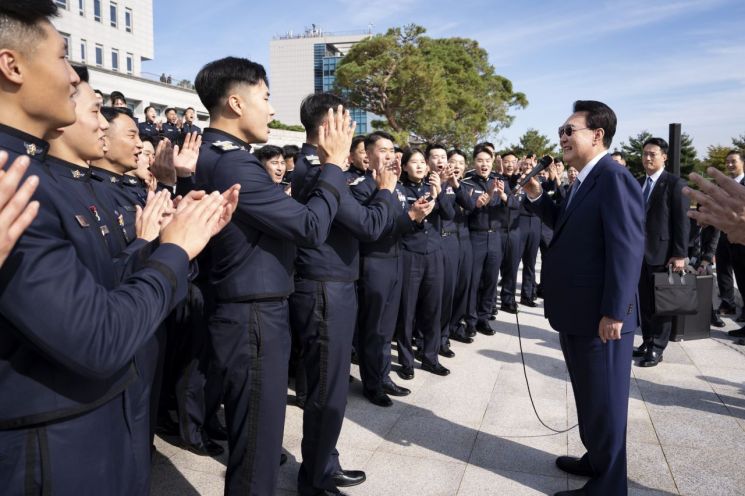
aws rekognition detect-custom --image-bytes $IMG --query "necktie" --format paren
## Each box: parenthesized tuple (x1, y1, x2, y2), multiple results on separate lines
(642, 177, 653, 204)
(566, 180, 581, 208)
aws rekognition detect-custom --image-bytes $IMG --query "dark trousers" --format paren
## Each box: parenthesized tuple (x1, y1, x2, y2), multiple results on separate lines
(0, 394, 137, 496)
(499, 228, 522, 305)
(357, 256, 403, 394)
(537, 225, 553, 292)
(291, 279, 357, 496)
(129, 334, 160, 494)
(209, 300, 291, 496)
(397, 249, 444, 368)
(518, 216, 541, 301)
(638, 262, 674, 352)
(466, 231, 503, 329)
(560, 331, 632, 496)
(716, 235, 745, 310)
(450, 235, 473, 338)
(440, 234, 461, 345)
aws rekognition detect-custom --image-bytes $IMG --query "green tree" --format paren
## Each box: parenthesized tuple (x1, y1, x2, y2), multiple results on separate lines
(701, 145, 731, 173)
(269, 120, 305, 133)
(731, 134, 745, 151)
(333, 24, 527, 146)
(509, 128, 557, 158)
(616, 131, 699, 178)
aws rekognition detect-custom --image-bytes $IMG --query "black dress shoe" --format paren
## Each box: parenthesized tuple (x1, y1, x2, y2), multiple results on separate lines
(363, 389, 393, 407)
(736, 339, 745, 346)
(465, 327, 477, 338)
(476, 324, 495, 336)
(719, 303, 737, 315)
(520, 298, 537, 307)
(439, 345, 455, 358)
(450, 334, 473, 344)
(555, 455, 594, 477)
(500, 303, 518, 314)
(413, 349, 424, 362)
(728, 327, 745, 338)
(296, 395, 306, 409)
(155, 416, 180, 437)
(711, 312, 726, 328)
(331, 469, 366, 487)
(382, 381, 410, 396)
(421, 361, 450, 376)
(397, 366, 414, 380)
(632, 341, 650, 358)
(639, 349, 663, 367)
(184, 438, 224, 457)
(489, 313, 497, 320)
(280, 453, 288, 466)
(204, 422, 228, 441)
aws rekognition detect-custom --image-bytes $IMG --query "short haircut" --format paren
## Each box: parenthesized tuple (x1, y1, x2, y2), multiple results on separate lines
(71, 64, 89, 83)
(525, 152, 536, 159)
(447, 148, 466, 160)
(299, 92, 346, 136)
(144, 105, 155, 114)
(183, 107, 195, 114)
(139, 134, 158, 148)
(255, 145, 284, 163)
(0, 0, 58, 54)
(473, 143, 495, 159)
(94, 89, 104, 99)
(394, 145, 403, 154)
(282, 144, 299, 160)
(110, 91, 125, 105)
(101, 106, 134, 124)
(726, 150, 743, 161)
(501, 151, 518, 159)
(351, 135, 367, 152)
(195, 57, 268, 114)
(165, 107, 176, 115)
(401, 147, 425, 166)
(643, 137, 669, 154)
(476, 141, 495, 151)
(364, 131, 395, 150)
(573, 100, 616, 148)
(610, 151, 625, 159)
(425, 142, 447, 159)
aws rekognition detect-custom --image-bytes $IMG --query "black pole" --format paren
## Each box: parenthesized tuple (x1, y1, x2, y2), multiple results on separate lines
(668, 123, 681, 176)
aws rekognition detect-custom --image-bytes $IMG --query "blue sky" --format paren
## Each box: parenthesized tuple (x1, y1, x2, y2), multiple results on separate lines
(144, 0, 745, 155)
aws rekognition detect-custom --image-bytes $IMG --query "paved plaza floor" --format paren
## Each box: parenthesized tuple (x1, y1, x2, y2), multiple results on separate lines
(151, 284, 745, 495)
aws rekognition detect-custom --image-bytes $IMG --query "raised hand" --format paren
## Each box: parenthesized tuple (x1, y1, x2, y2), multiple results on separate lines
(408, 196, 434, 223)
(374, 164, 398, 192)
(136, 189, 173, 241)
(173, 132, 201, 177)
(685, 168, 745, 244)
(160, 191, 226, 260)
(150, 138, 176, 186)
(428, 171, 441, 197)
(317, 105, 356, 170)
(0, 153, 39, 267)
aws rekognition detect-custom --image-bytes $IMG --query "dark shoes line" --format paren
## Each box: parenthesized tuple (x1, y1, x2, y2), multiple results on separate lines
(332, 469, 366, 488)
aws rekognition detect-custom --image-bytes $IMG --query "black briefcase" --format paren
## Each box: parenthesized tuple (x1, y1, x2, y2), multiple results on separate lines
(672, 275, 713, 341)
(653, 267, 698, 316)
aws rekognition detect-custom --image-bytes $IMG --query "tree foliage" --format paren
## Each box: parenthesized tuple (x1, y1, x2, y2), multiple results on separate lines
(333, 24, 527, 146)
(702, 145, 731, 173)
(509, 128, 557, 158)
(269, 119, 305, 133)
(616, 130, 699, 178)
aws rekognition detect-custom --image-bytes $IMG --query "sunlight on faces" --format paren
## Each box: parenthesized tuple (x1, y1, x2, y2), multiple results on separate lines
(560, 112, 604, 169)
(502, 154, 517, 176)
(228, 80, 274, 144)
(474, 151, 494, 179)
(349, 140, 369, 171)
(165, 109, 177, 124)
(448, 154, 466, 179)
(725, 152, 744, 177)
(404, 151, 428, 181)
(260, 154, 286, 184)
(145, 107, 157, 122)
(567, 166, 578, 184)
(184, 108, 195, 123)
(56, 82, 109, 162)
(642, 144, 666, 175)
(104, 114, 142, 173)
(427, 148, 447, 173)
(132, 140, 155, 181)
(367, 138, 397, 176)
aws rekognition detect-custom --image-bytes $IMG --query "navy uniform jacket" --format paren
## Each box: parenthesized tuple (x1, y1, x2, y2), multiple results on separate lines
(453, 181, 473, 238)
(0, 124, 190, 429)
(194, 129, 345, 301)
(181, 122, 202, 136)
(90, 166, 140, 245)
(460, 174, 518, 232)
(399, 176, 455, 254)
(138, 120, 158, 139)
(525, 155, 644, 335)
(439, 183, 461, 235)
(349, 175, 416, 258)
(161, 122, 181, 143)
(293, 144, 397, 282)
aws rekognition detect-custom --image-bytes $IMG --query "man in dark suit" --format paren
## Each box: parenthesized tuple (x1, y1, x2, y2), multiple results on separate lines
(634, 137, 690, 367)
(524, 100, 644, 496)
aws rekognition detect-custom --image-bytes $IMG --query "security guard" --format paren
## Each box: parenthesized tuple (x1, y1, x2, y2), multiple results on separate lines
(350, 132, 432, 408)
(193, 58, 349, 496)
(0, 7, 227, 492)
(291, 94, 399, 496)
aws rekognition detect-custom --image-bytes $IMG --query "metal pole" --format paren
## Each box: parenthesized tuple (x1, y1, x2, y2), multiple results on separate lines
(668, 123, 681, 176)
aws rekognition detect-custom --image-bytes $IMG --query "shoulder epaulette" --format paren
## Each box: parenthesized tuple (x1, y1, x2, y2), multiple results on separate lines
(306, 154, 321, 165)
(211, 140, 243, 152)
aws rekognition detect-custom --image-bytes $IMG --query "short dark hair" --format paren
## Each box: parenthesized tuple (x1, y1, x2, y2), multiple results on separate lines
(425, 142, 447, 159)
(94, 89, 104, 99)
(447, 148, 466, 160)
(164, 107, 176, 115)
(364, 131, 395, 150)
(282, 144, 300, 160)
(109, 91, 125, 105)
(394, 145, 403, 154)
(0, 0, 58, 54)
(573, 100, 616, 148)
(726, 150, 744, 162)
(254, 145, 284, 163)
(610, 151, 625, 159)
(351, 135, 366, 152)
(525, 152, 536, 159)
(101, 106, 134, 124)
(195, 56, 268, 114)
(299, 92, 347, 136)
(183, 107, 195, 114)
(139, 134, 158, 148)
(144, 105, 155, 114)
(501, 151, 518, 159)
(643, 137, 669, 155)
(473, 143, 495, 159)
(475, 141, 495, 151)
(401, 147, 425, 167)
(71, 64, 89, 83)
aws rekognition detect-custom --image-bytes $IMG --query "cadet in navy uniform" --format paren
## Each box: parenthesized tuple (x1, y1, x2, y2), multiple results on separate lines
(291, 93, 400, 496)
(181, 106, 202, 136)
(0, 5, 236, 492)
(350, 132, 434, 408)
(396, 147, 455, 380)
(138, 105, 160, 139)
(446, 149, 475, 344)
(461, 145, 514, 336)
(497, 151, 524, 315)
(193, 59, 350, 496)
(515, 160, 543, 308)
(161, 107, 181, 143)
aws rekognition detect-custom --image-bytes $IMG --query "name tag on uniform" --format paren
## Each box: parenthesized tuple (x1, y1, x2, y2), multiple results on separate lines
(348, 177, 365, 186)
(99, 225, 110, 236)
(475, 190, 484, 194)
(406, 196, 417, 202)
(75, 215, 90, 227)
(445, 186, 454, 195)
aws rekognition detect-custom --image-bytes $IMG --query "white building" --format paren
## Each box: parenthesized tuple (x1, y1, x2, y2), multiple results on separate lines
(269, 26, 370, 130)
(51, 0, 209, 126)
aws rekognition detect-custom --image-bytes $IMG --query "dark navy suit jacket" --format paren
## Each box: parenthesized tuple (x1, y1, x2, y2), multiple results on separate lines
(526, 154, 645, 335)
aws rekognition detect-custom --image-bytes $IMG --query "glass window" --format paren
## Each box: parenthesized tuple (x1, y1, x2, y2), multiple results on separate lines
(60, 33, 70, 58)
(55, 0, 68, 9)
(80, 39, 87, 62)
(109, 2, 117, 28)
(78, 0, 84, 15)
(111, 49, 119, 71)
(126, 53, 133, 74)
(95, 44, 103, 66)
(125, 8, 132, 33)
(93, 0, 101, 21)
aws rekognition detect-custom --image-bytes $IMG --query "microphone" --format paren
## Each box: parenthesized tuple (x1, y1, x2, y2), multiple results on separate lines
(511, 155, 553, 194)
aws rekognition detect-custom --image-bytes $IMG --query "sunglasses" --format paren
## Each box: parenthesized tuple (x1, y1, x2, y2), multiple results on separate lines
(558, 125, 591, 138)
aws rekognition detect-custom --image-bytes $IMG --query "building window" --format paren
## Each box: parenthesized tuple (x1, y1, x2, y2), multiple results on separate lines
(125, 8, 132, 33)
(109, 2, 117, 28)
(78, 0, 84, 15)
(80, 39, 87, 63)
(95, 44, 103, 66)
(93, 0, 101, 21)
(60, 33, 70, 58)
(55, 0, 68, 9)
(126, 53, 133, 75)
(111, 49, 119, 71)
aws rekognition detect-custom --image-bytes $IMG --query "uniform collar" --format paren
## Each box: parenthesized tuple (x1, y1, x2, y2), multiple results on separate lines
(300, 142, 318, 156)
(0, 123, 50, 161)
(121, 174, 143, 188)
(202, 127, 252, 151)
(46, 155, 91, 181)
(89, 165, 125, 184)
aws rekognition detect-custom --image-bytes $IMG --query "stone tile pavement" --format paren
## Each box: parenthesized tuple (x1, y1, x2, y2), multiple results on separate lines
(151, 289, 745, 495)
